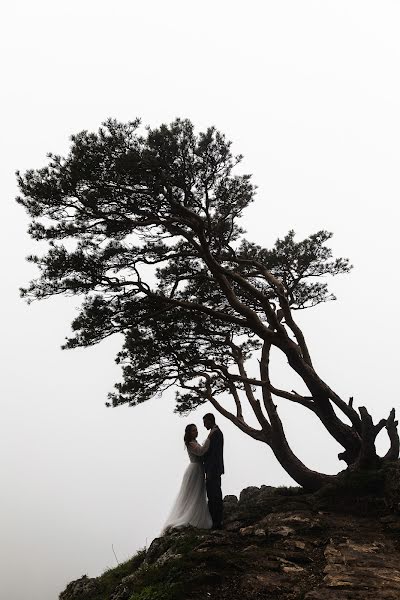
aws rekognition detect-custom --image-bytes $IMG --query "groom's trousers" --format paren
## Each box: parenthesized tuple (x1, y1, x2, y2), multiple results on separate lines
(206, 474, 223, 527)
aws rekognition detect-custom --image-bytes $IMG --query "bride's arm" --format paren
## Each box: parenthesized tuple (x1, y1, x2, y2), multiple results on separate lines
(188, 438, 210, 456)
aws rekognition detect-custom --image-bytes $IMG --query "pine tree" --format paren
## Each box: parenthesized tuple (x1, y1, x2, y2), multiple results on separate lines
(17, 118, 399, 490)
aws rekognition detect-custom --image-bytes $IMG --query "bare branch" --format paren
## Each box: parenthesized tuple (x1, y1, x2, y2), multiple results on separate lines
(228, 340, 270, 429)
(384, 408, 400, 461)
(249, 258, 313, 366)
(226, 380, 244, 420)
(200, 374, 267, 442)
(269, 386, 316, 411)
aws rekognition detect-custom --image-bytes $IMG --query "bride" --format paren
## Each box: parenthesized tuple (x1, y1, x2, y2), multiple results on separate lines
(162, 423, 213, 532)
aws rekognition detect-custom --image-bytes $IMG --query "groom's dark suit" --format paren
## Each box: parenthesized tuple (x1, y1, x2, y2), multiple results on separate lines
(203, 425, 224, 528)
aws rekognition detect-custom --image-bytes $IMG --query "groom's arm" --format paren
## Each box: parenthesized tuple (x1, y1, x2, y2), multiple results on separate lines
(188, 439, 210, 456)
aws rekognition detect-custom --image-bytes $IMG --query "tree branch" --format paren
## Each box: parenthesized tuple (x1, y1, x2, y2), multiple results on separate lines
(200, 374, 267, 442)
(228, 340, 271, 429)
(384, 408, 400, 461)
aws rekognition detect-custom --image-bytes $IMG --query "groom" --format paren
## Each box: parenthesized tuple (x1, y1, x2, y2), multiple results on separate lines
(203, 413, 224, 530)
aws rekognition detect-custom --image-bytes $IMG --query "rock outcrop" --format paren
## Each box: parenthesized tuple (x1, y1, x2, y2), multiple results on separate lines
(59, 463, 400, 600)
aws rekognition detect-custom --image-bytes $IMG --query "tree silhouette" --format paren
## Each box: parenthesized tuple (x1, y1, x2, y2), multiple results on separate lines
(17, 118, 399, 489)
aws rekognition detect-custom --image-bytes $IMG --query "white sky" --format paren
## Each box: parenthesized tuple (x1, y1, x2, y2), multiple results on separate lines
(1, 2, 400, 599)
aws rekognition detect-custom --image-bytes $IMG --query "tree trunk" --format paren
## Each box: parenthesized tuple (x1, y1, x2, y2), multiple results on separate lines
(282, 345, 362, 463)
(266, 432, 335, 491)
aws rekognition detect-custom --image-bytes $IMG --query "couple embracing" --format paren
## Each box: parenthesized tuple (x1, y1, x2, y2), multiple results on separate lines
(163, 413, 224, 532)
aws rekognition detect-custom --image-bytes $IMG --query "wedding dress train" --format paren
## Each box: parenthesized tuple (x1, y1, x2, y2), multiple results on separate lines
(162, 438, 212, 532)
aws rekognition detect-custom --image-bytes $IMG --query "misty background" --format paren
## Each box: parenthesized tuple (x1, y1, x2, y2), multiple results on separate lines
(1, 2, 400, 599)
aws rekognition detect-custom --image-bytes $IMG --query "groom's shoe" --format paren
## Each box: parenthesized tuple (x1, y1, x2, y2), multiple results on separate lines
(211, 524, 223, 530)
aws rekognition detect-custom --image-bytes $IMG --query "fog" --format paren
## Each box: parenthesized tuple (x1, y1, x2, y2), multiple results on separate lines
(1, 2, 399, 598)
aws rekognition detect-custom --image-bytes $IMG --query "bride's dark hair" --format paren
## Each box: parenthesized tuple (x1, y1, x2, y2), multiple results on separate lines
(184, 424, 196, 447)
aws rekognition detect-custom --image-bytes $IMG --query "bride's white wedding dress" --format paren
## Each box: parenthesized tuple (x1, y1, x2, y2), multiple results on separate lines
(162, 438, 213, 532)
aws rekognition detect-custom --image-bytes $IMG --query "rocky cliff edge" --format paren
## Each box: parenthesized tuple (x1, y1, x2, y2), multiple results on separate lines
(60, 462, 400, 600)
